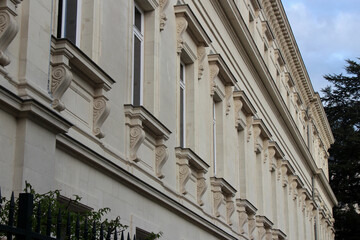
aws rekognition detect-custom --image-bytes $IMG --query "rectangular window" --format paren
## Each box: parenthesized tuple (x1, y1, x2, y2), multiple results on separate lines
(132, 4, 144, 106)
(136, 228, 150, 240)
(57, 0, 81, 46)
(180, 62, 186, 147)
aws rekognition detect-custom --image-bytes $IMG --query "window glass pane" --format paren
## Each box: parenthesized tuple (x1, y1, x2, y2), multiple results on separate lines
(133, 35, 142, 106)
(65, 0, 78, 44)
(134, 6, 142, 32)
(180, 88, 184, 147)
(180, 63, 184, 83)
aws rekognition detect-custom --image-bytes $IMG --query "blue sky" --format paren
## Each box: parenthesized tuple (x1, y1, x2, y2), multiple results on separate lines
(282, 0, 360, 94)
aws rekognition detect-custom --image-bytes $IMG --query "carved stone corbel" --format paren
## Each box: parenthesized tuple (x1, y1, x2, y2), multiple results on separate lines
(178, 162, 191, 194)
(176, 16, 188, 53)
(253, 125, 262, 153)
(280, 164, 288, 187)
(197, 176, 207, 206)
(267, 146, 277, 172)
(299, 191, 307, 211)
(225, 86, 233, 116)
(155, 144, 168, 179)
(234, 97, 243, 130)
(209, 64, 219, 96)
(197, 45, 206, 80)
(289, 177, 298, 200)
(226, 198, 235, 225)
(258, 225, 266, 240)
(93, 96, 110, 139)
(213, 190, 223, 217)
(129, 125, 145, 162)
(0, 4, 21, 67)
(246, 116, 253, 143)
(248, 214, 256, 239)
(50, 64, 72, 111)
(238, 210, 248, 234)
(159, 0, 169, 31)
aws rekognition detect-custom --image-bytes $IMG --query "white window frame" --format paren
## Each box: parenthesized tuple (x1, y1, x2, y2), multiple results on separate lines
(179, 61, 186, 147)
(59, 0, 82, 47)
(131, 2, 144, 106)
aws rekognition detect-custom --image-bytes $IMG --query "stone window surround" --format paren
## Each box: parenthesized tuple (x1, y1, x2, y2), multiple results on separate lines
(124, 104, 171, 179)
(175, 147, 209, 206)
(50, 36, 115, 139)
(210, 176, 237, 226)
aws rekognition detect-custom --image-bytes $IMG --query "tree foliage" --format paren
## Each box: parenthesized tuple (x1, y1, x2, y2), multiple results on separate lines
(0, 182, 162, 240)
(321, 58, 360, 240)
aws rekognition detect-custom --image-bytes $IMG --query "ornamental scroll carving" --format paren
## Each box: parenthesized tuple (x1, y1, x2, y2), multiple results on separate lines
(93, 96, 110, 139)
(253, 125, 262, 153)
(258, 225, 266, 240)
(197, 45, 206, 80)
(225, 86, 232, 116)
(246, 117, 253, 143)
(159, 0, 168, 31)
(0, 7, 19, 67)
(267, 147, 277, 172)
(226, 199, 235, 225)
(176, 16, 188, 53)
(50, 64, 72, 111)
(178, 163, 191, 194)
(280, 165, 288, 187)
(289, 178, 298, 200)
(129, 125, 145, 162)
(197, 177, 207, 206)
(155, 144, 168, 179)
(238, 210, 248, 234)
(213, 191, 223, 217)
(234, 97, 245, 130)
(209, 64, 219, 96)
(248, 214, 256, 240)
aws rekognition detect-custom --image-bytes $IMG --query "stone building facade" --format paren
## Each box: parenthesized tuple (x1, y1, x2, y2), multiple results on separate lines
(0, 0, 337, 239)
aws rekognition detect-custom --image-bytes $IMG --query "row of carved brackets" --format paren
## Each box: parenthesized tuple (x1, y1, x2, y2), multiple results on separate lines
(210, 177, 237, 226)
(0, 0, 23, 69)
(124, 104, 171, 179)
(175, 147, 209, 206)
(50, 37, 115, 139)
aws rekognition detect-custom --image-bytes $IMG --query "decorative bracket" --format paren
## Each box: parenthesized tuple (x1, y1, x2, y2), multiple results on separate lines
(93, 96, 110, 139)
(159, 0, 169, 31)
(50, 64, 72, 111)
(210, 177, 236, 222)
(129, 125, 146, 162)
(197, 45, 206, 80)
(155, 144, 168, 178)
(0, 0, 23, 67)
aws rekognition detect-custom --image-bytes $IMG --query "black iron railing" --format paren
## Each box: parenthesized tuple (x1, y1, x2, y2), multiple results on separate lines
(0, 190, 137, 240)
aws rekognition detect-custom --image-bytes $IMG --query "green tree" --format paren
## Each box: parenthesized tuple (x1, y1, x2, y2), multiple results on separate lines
(321, 58, 360, 240)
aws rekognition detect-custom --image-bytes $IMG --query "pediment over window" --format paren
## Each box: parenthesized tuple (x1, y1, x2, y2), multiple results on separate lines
(208, 54, 237, 87)
(174, 4, 211, 47)
(253, 119, 272, 140)
(262, 21, 274, 42)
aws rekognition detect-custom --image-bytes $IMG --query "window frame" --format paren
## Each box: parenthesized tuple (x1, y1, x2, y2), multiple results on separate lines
(132, 2, 145, 106)
(57, 0, 82, 46)
(179, 61, 186, 148)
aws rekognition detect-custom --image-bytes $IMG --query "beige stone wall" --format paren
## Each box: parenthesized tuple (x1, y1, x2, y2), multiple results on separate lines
(0, 0, 336, 239)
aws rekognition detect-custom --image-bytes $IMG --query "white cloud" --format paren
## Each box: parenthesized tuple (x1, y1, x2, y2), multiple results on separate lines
(283, 1, 360, 93)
